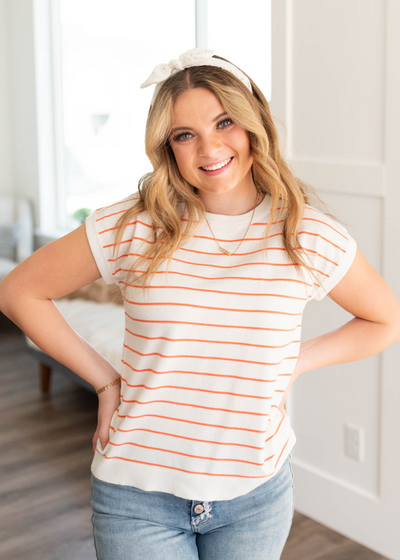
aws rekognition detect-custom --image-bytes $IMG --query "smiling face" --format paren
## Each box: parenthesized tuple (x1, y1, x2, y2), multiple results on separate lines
(168, 87, 257, 213)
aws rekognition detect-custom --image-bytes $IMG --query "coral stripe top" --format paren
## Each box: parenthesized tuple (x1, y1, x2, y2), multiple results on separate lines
(84, 191, 357, 501)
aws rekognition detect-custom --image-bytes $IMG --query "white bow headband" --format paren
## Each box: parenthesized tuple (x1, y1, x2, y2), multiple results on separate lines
(140, 48, 253, 105)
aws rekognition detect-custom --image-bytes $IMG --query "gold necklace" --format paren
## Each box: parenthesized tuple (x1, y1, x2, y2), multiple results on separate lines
(204, 191, 262, 256)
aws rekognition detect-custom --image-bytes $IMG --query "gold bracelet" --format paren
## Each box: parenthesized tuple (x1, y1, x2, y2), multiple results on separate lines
(96, 376, 121, 395)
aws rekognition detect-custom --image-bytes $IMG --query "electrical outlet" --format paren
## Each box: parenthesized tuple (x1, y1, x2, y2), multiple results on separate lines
(344, 423, 365, 462)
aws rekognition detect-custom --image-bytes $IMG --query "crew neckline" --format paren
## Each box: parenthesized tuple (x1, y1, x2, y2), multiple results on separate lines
(204, 193, 272, 224)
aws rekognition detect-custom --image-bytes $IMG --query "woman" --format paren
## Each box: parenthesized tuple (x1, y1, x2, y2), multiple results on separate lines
(1, 48, 399, 560)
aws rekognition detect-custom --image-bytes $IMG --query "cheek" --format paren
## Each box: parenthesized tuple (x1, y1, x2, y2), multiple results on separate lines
(174, 147, 189, 165)
(172, 148, 186, 170)
(172, 147, 196, 178)
(229, 129, 252, 157)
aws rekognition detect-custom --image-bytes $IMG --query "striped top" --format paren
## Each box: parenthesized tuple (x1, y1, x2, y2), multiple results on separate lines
(84, 191, 357, 501)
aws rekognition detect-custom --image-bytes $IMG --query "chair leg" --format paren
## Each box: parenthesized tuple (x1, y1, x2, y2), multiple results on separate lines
(40, 363, 52, 395)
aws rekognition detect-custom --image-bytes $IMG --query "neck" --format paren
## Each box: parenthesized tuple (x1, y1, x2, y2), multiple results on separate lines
(199, 186, 262, 216)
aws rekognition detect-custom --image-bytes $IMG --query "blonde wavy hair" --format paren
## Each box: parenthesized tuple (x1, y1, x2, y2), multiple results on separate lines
(110, 54, 339, 302)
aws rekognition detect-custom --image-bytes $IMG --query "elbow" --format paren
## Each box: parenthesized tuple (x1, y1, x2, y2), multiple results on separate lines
(389, 310, 400, 343)
(0, 281, 7, 311)
(384, 320, 400, 345)
(392, 324, 400, 344)
(380, 305, 400, 344)
(0, 276, 15, 315)
(0, 291, 9, 316)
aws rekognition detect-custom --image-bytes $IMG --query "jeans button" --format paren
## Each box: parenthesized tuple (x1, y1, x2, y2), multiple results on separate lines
(194, 504, 205, 514)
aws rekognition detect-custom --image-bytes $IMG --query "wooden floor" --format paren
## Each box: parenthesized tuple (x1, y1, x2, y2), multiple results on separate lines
(0, 317, 389, 560)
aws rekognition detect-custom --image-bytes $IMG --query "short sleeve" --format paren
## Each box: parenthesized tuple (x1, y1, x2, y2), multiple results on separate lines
(301, 205, 358, 302)
(85, 193, 140, 285)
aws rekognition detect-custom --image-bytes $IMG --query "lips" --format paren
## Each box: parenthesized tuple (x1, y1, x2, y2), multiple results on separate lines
(198, 156, 234, 176)
(199, 157, 234, 170)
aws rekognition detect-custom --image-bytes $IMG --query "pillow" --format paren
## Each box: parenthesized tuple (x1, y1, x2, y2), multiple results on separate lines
(0, 224, 21, 260)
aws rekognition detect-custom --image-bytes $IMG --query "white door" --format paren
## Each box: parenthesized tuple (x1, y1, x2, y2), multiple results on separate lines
(270, 2, 400, 559)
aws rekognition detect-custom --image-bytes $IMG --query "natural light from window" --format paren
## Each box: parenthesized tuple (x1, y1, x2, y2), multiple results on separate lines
(56, 0, 271, 229)
(58, 0, 195, 228)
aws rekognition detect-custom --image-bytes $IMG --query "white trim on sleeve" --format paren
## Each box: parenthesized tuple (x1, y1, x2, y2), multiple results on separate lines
(85, 211, 115, 285)
(315, 236, 357, 301)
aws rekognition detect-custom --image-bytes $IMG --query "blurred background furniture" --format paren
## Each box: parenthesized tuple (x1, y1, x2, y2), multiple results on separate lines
(0, 195, 34, 283)
(24, 279, 124, 395)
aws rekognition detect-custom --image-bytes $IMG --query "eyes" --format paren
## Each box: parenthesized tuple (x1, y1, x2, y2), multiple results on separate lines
(172, 118, 234, 143)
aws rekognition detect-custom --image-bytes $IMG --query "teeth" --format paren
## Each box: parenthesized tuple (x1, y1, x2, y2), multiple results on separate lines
(201, 157, 232, 171)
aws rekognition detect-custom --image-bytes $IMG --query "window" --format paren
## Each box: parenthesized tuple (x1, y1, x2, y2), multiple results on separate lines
(56, 0, 195, 229)
(207, 0, 271, 103)
(39, 0, 271, 232)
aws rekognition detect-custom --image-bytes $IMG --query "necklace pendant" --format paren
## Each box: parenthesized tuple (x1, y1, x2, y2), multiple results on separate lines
(220, 247, 231, 256)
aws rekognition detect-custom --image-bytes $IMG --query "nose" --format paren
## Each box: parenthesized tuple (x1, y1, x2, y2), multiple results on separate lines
(198, 133, 222, 158)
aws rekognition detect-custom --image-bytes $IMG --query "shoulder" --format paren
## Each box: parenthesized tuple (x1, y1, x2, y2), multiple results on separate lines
(85, 191, 151, 241)
(298, 203, 355, 250)
(88, 192, 143, 224)
(298, 203, 358, 301)
(84, 191, 146, 285)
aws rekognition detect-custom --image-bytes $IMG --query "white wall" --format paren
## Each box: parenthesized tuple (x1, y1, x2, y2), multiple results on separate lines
(1, 1, 399, 557)
(0, 0, 12, 195)
(271, 1, 400, 559)
(1, 0, 40, 225)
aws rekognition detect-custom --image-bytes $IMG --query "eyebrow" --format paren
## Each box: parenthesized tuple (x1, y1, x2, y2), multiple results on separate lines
(170, 112, 229, 136)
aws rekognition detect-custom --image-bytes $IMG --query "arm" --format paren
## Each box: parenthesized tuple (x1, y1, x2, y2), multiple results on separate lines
(0, 224, 119, 390)
(0, 223, 122, 451)
(279, 248, 400, 409)
(299, 247, 400, 372)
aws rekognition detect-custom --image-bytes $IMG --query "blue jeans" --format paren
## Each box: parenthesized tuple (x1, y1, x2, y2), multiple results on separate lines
(90, 453, 295, 560)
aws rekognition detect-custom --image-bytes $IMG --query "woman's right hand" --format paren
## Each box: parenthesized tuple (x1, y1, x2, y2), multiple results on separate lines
(92, 381, 121, 453)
